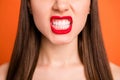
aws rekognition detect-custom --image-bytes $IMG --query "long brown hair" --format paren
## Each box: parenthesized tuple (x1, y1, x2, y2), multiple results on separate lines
(6, 0, 113, 80)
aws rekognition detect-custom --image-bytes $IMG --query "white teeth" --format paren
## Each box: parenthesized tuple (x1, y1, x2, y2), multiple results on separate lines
(52, 20, 70, 30)
(53, 20, 70, 26)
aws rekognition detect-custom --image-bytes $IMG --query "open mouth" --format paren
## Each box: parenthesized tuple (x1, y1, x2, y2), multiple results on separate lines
(50, 16, 73, 34)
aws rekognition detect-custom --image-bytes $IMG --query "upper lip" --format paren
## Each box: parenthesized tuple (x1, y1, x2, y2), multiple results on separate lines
(50, 16, 73, 24)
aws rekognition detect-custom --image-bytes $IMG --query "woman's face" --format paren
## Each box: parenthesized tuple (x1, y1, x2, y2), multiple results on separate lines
(30, 0, 90, 44)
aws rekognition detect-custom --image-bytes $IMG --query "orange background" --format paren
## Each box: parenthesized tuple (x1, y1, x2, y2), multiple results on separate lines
(0, 0, 120, 66)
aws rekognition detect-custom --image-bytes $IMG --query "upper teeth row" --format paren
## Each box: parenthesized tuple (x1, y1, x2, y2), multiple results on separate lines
(52, 20, 70, 26)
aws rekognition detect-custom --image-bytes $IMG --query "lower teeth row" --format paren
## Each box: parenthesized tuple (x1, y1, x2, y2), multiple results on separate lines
(52, 24, 70, 30)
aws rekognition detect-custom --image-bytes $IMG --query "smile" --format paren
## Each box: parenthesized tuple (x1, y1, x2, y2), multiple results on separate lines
(50, 16, 73, 34)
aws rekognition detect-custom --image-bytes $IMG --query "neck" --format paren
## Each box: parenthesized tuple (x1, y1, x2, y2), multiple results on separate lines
(38, 36, 82, 67)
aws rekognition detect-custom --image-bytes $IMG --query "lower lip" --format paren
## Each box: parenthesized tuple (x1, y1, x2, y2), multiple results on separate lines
(50, 16, 72, 34)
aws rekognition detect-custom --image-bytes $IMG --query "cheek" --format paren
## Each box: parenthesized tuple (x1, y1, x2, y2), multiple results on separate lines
(75, 10, 88, 31)
(72, 2, 90, 34)
(31, 6, 51, 35)
(30, 1, 52, 32)
(32, 12, 47, 34)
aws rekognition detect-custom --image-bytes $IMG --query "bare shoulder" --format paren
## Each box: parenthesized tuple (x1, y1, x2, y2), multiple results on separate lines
(110, 62, 120, 80)
(0, 63, 9, 80)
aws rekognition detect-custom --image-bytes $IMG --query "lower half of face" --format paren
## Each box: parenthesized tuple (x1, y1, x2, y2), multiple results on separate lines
(31, 0, 90, 45)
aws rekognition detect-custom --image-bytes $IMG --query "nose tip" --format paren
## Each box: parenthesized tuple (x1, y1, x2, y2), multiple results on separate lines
(52, 0, 69, 13)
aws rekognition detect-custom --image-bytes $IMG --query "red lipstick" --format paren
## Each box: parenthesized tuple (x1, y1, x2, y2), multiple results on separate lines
(50, 16, 73, 34)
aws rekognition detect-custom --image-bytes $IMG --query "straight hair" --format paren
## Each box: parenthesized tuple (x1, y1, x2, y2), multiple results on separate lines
(6, 0, 113, 80)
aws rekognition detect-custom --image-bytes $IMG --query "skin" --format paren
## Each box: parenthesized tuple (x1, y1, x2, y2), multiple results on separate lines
(29, 0, 90, 79)
(30, 0, 90, 45)
(0, 0, 120, 80)
(0, 63, 120, 80)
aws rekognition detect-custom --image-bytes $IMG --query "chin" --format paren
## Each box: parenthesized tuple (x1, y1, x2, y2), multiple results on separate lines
(50, 36, 74, 45)
(53, 41, 71, 45)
